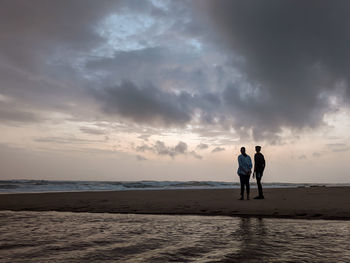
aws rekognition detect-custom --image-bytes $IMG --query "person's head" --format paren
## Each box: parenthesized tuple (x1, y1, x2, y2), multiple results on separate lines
(255, 146, 261, 152)
(240, 147, 246, 155)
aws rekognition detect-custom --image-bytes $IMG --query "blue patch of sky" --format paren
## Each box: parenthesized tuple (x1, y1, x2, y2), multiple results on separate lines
(189, 39, 202, 52)
(94, 6, 203, 56)
(96, 13, 157, 53)
(149, 0, 170, 11)
(52, 1, 205, 82)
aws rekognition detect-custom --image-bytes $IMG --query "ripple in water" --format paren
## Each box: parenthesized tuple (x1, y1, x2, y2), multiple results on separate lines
(0, 211, 349, 262)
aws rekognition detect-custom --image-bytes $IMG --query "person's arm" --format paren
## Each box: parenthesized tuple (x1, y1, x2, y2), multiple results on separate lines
(254, 154, 257, 172)
(238, 156, 247, 173)
(262, 154, 266, 171)
(248, 156, 253, 170)
(253, 155, 256, 178)
(242, 156, 252, 176)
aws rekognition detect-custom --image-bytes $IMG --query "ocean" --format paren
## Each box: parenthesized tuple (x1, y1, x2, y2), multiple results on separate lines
(0, 180, 344, 194)
(0, 211, 349, 262)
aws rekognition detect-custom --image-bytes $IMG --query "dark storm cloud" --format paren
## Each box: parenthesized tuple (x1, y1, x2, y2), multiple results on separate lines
(93, 81, 194, 126)
(91, 78, 226, 127)
(0, 0, 223, 137)
(0, 0, 127, 122)
(85, 47, 167, 79)
(0, 0, 169, 120)
(85, 46, 212, 95)
(2, 0, 350, 143)
(202, 0, 350, 139)
(0, 0, 123, 71)
(85, 0, 350, 141)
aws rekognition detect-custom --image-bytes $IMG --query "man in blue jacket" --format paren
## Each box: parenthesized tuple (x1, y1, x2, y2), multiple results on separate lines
(237, 147, 252, 200)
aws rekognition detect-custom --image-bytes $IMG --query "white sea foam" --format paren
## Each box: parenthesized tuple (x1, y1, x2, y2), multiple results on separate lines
(0, 180, 347, 194)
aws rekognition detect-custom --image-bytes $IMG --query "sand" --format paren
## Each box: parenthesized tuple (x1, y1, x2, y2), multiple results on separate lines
(0, 187, 349, 220)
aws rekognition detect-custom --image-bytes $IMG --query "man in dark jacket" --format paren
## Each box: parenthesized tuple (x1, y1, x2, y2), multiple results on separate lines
(253, 146, 265, 199)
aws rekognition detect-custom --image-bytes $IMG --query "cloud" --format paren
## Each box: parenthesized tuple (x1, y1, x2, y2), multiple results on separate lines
(154, 141, 186, 157)
(138, 134, 151, 141)
(189, 151, 202, 159)
(90, 73, 225, 128)
(196, 143, 209, 150)
(2, 0, 350, 144)
(34, 136, 96, 144)
(211, 147, 225, 153)
(0, 0, 128, 125)
(84, 0, 350, 141)
(0, 0, 122, 70)
(201, 0, 350, 139)
(326, 143, 349, 152)
(174, 141, 187, 154)
(136, 140, 201, 159)
(0, 107, 42, 124)
(80, 127, 106, 135)
(0, 95, 44, 124)
(135, 144, 153, 153)
(92, 81, 195, 126)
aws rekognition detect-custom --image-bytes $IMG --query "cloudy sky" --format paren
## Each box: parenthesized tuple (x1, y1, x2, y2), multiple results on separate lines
(1, 0, 350, 183)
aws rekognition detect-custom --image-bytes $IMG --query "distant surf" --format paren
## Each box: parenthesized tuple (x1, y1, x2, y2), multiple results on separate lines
(0, 180, 347, 194)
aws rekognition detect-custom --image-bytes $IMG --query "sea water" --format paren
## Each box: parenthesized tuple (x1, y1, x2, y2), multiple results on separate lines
(0, 180, 345, 193)
(0, 211, 349, 262)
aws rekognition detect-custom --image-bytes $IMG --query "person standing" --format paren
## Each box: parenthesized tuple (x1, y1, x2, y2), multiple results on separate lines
(237, 147, 252, 200)
(253, 146, 266, 199)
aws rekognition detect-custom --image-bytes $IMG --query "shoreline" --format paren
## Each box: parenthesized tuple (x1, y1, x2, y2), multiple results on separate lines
(2, 180, 349, 195)
(0, 185, 346, 196)
(2, 210, 349, 221)
(0, 187, 349, 220)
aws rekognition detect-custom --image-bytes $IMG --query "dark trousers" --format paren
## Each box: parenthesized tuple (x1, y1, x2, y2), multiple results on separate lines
(256, 172, 264, 197)
(239, 174, 250, 197)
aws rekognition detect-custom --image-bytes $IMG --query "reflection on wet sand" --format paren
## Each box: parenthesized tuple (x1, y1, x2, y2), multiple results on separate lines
(0, 212, 349, 263)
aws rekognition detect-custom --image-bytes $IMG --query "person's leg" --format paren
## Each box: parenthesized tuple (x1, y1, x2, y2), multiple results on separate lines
(254, 172, 264, 199)
(257, 172, 264, 198)
(256, 176, 262, 196)
(246, 175, 250, 200)
(239, 175, 244, 199)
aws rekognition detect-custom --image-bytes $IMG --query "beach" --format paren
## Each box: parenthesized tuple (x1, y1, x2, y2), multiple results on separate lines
(0, 186, 349, 220)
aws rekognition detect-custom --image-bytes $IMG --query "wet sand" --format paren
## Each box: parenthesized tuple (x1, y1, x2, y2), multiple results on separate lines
(0, 187, 349, 220)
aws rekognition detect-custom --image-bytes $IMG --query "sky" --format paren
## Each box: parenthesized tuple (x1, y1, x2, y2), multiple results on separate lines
(1, 0, 350, 183)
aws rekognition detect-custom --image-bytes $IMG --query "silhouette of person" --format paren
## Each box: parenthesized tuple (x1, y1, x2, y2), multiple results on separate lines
(253, 146, 266, 199)
(237, 147, 252, 200)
